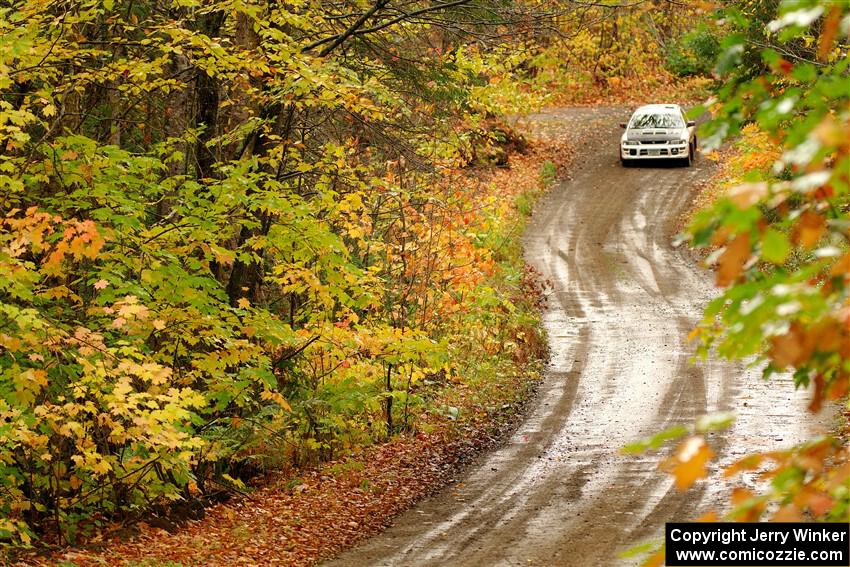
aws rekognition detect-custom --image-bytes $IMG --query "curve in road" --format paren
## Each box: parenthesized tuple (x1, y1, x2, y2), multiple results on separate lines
(326, 106, 826, 567)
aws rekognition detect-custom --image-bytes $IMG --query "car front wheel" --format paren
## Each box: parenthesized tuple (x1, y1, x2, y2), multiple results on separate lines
(682, 143, 694, 167)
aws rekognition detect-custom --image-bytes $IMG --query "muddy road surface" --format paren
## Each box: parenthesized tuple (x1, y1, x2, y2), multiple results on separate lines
(327, 107, 827, 566)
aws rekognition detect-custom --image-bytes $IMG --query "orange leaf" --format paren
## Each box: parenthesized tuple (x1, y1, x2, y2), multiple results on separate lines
(696, 511, 718, 522)
(811, 320, 840, 352)
(79, 163, 93, 184)
(793, 210, 825, 249)
(731, 487, 765, 521)
(769, 322, 813, 369)
(809, 373, 825, 413)
(827, 462, 850, 491)
(687, 327, 701, 342)
(640, 549, 664, 567)
(793, 487, 834, 517)
(716, 233, 750, 287)
(731, 486, 755, 507)
(818, 6, 842, 62)
(728, 182, 767, 209)
(827, 372, 849, 400)
(772, 504, 802, 522)
(724, 454, 766, 478)
(662, 436, 714, 491)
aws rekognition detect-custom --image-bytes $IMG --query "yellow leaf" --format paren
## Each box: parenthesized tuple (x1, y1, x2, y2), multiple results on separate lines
(260, 389, 292, 412)
(687, 327, 701, 342)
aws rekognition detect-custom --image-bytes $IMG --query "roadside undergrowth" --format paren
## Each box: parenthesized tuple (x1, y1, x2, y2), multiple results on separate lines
(17, 134, 573, 567)
(529, 0, 717, 108)
(547, 73, 714, 107)
(682, 123, 781, 233)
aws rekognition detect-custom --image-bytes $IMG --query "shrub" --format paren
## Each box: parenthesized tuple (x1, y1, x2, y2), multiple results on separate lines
(665, 26, 721, 77)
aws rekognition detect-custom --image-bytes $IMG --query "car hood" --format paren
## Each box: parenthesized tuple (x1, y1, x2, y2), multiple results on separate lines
(625, 127, 687, 142)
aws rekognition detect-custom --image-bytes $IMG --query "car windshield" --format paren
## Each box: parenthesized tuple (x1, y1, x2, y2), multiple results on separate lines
(629, 113, 684, 129)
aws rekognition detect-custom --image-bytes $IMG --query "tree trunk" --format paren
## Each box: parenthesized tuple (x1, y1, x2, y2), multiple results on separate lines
(385, 364, 394, 438)
(194, 11, 226, 180)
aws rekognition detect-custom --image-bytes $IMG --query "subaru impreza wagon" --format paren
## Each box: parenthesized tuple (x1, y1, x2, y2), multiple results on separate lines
(620, 104, 697, 167)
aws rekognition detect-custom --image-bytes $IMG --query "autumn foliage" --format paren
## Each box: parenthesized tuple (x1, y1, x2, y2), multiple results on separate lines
(0, 0, 558, 547)
(532, 1, 715, 105)
(662, 0, 850, 538)
(617, 3, 850, 563)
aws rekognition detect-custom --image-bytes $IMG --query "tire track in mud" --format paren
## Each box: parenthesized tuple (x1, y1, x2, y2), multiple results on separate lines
(326, 106, 828, 567)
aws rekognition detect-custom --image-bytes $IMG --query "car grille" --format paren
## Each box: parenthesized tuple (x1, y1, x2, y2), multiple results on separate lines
(630, 148, 680, 156)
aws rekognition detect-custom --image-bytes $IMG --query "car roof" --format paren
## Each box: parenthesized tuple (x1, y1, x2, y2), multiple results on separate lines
(633, 104, 682, 113)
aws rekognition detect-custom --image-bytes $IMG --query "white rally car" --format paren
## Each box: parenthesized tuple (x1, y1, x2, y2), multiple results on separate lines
(620, 104, 697, 167)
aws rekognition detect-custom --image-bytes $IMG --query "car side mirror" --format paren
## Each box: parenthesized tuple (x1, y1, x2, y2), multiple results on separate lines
(686, 120, 696, 127)
(620, 122, 628, 129)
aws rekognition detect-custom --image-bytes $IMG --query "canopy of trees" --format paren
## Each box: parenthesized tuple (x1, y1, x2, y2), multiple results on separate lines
(0, 0, 565, 544)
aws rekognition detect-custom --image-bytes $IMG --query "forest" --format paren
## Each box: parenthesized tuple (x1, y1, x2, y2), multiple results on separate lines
(0, 0, 848, 565)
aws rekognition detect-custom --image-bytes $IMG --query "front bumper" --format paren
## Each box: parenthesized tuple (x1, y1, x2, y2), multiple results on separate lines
(621, 143, 689, 160)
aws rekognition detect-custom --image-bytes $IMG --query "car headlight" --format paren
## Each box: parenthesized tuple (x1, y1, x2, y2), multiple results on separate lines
(623, 141, 639, 146)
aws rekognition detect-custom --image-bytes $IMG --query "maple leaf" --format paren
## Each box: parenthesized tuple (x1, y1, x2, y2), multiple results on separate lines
(715, 233, 750, 287)
(94, 279, 109, 290)
(662, 436, 714, 491)
(771, 504, 801, 521)
(724, 454, 766, 478)
(727, 182, 767, 209)
(794, 487, 833, 517)
(817, 6, 842, 61)
(260, 389, 292, 412)
(730, 487, 765, 521)
(639, 549, 665, 567)
(792, 210, 825, 249)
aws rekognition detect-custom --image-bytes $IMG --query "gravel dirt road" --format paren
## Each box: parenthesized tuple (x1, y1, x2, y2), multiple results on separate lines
(326, 107, 828, 567)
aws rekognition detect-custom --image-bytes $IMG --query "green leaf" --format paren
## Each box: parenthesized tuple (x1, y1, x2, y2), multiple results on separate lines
(761, 228, 790, 264)
(622, 425, 689, 454)
(695, 412, 735, 433)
